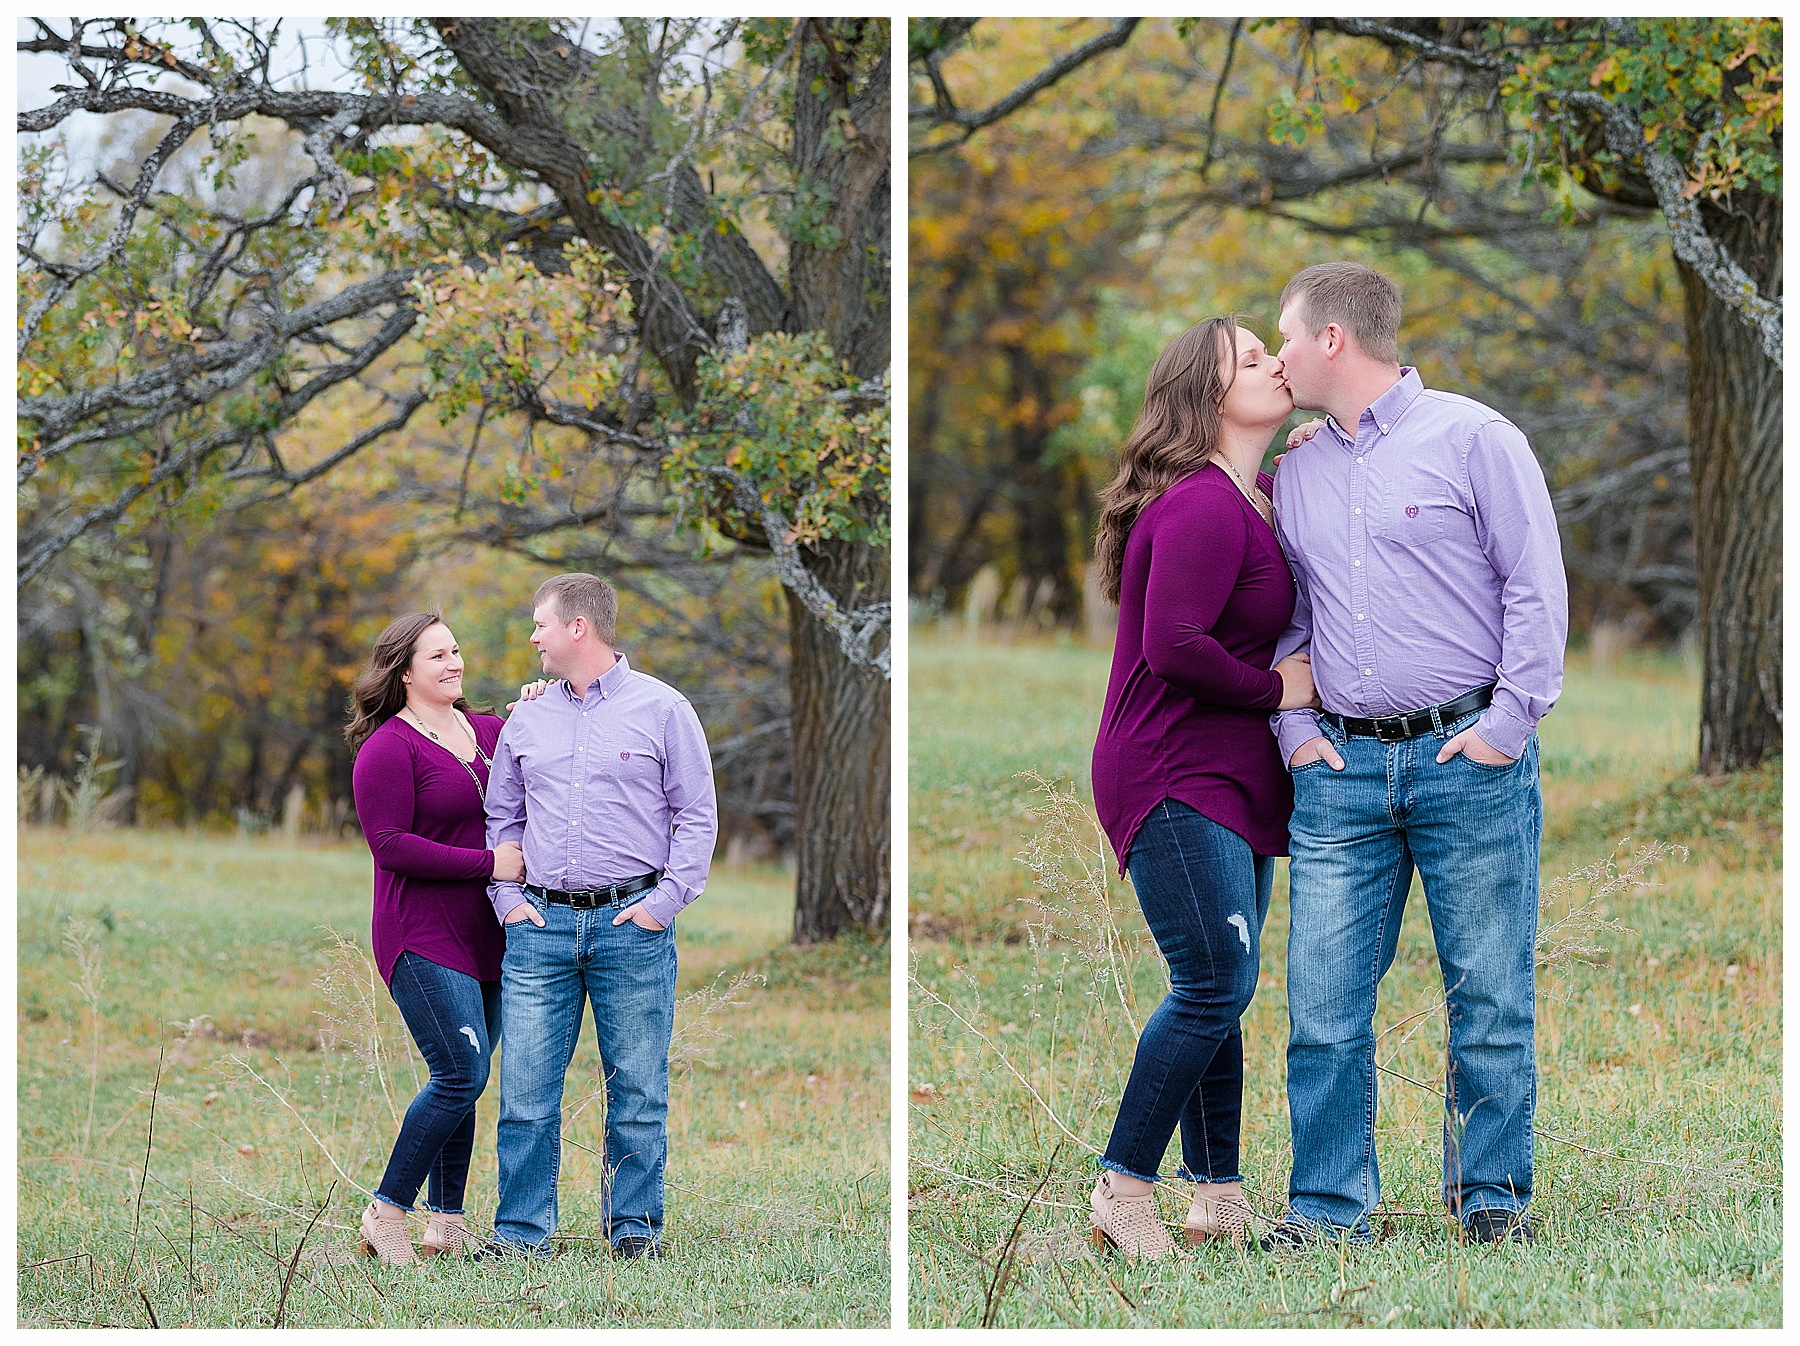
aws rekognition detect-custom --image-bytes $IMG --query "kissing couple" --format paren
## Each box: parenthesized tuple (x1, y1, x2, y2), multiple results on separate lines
(346, 572, 717, 1263)
(1087, 262, 1567, 1256)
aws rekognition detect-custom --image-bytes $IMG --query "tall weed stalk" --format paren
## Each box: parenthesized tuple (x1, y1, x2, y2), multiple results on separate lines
(64, 916, 107, 1156)
(60, 724, 125, 829)
(222, 929, 423, 1228)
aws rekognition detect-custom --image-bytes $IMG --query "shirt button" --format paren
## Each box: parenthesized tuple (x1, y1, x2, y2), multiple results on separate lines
(1356, 613, 1365, 621)
(1354, 560, 1362, 567)
(1356, 456, 1364, 464)
(1354, 508, 1362, 515)
(1380, 423, 1388, 432)
(1363, 668, 1373, 676)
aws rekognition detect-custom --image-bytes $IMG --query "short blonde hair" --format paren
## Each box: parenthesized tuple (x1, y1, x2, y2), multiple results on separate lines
(534, 573, 618, 645)
(1279, 262, 1402, 364)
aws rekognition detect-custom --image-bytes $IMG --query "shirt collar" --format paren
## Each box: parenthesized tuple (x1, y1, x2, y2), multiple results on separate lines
(561, 651, 631, 703)
(1324, 367, 1424, 445)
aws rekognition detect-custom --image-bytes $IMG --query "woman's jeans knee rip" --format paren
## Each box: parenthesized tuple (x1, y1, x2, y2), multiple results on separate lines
(1103, 800, 1271, 1186)
(375, 952, 501, 1214)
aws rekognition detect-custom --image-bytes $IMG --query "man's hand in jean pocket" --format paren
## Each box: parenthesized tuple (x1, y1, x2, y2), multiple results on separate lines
(1435, 726, 1517, 766)
(1288, 735, 1345, 771)
(612, 901, 666, 931)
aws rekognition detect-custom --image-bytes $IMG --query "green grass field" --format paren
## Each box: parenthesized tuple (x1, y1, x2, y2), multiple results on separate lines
(908, 632, 1780, 1328)
(18, 832, 888, 1327)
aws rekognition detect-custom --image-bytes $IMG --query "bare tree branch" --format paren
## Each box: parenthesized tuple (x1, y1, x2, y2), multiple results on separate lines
(21, 267, 425, 478)
(19, 23, 220, 85)
(18, 103, 212, 354)
(226, 390, 430, 490)
(20, 301, 421, 587)
(1316, 18, 1513, 74)
(1309, 18, 1782, 367)
(1197, 17, 1244, 181)
(705, 465, 890, 680)
(910, 18, 1140, 157)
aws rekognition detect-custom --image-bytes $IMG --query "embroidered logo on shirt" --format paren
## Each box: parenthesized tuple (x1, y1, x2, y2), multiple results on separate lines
(1405, 505, 1419, 519)
(620, 751, 632, 760)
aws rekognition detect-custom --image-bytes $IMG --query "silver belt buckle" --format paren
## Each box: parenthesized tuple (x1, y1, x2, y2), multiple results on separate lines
(1373, 715, 1408, 743)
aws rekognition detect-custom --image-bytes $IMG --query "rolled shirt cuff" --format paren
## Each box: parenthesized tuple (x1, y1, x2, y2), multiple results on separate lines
(489, 880, 526, 923)
(1274, 709, 1324, 769)
(1472, 704, 1533, 761)
(639, 878, 692, 929)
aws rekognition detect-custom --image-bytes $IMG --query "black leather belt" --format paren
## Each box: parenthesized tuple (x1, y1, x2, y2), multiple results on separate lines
(525, 873, 662, 910)
(1322, 683, 1497, 743)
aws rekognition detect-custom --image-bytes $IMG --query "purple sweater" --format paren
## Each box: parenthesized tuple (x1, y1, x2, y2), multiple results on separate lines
(352, 712, 506, 985)
(1092, 466, 1296, 870)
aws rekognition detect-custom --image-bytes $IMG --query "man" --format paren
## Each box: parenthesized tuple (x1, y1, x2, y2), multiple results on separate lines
(1266, 262, 1567, 1246)
(483, 572, 718, 1259)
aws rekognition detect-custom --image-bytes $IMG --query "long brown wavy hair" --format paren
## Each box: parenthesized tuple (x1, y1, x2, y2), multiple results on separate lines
(344, 610, 492, 755)
(1093, 315, 1244, 603)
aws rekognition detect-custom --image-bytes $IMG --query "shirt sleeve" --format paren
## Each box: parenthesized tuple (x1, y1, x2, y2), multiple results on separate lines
(352, 731, 494, 881)
(483, 716, 529, 922)
(1140, 487, 1286, 710)
(638, 698, 719, 927)
(1465, 420, 1569, 758)
(1268, 469, 1323, 765)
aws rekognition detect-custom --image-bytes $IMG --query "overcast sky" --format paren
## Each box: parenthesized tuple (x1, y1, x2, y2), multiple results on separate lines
(19, 19, 353, 172)
(17, 19, 640, 174)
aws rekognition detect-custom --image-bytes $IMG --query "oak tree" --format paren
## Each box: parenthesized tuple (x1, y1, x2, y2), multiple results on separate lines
(21, 18, 891, 937)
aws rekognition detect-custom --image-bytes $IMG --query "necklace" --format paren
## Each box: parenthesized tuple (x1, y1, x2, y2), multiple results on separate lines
(1213, 453, 1274, 526)
(404, 707, 491, 794)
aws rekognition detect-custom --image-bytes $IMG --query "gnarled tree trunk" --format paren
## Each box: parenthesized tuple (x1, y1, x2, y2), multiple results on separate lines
(1681, 187, 1781, 773)
(788, 537, 890, 941)
(783, 20, 892, 938)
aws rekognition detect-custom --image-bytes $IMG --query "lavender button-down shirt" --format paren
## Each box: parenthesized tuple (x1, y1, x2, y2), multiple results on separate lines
(1271, 368, 1568, 764)
(484, 652, 718, 928)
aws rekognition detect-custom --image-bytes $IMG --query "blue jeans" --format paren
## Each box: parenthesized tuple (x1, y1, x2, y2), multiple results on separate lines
(492, 891, 677, 1252)
(1284, 708, 1540, 1237)
(375, 952, 502, 1214)
(1102, 801, 1273, 1185)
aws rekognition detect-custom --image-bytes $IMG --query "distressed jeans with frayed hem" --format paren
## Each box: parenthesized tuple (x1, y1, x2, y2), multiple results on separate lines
(1284, 708, 1539, 1237)
(374, 952, 502, 1215)
(1101, 800, 1272, 1185)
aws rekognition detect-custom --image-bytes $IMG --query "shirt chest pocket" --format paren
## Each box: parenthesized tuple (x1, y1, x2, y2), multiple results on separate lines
(589, 735, 663, 783)
(1376, 485, 1460, 548)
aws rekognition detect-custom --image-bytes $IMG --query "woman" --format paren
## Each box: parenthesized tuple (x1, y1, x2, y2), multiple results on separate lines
(1087, 316, 1317, 1260)
(347, 610, 524, 1264)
